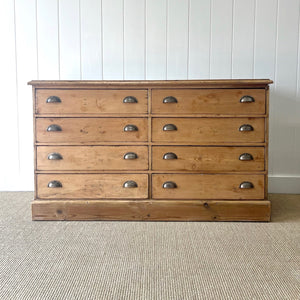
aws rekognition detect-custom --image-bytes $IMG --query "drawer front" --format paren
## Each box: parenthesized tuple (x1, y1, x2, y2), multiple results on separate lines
(152, 118, 265, 143)
(152, 174, 264, 199)
(37, 174, 148, 199)
(36, 118, 148, 143)
(152, 146, 265, 171)
(37, 146, 148, 171)
(36, 89, 148, 114)
(152, 89, 265, 114)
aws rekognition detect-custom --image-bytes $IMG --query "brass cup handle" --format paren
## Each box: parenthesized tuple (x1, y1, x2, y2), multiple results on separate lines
(123, 96, 138, 103)
(123, 180, 138, 188)
(46, 96, 61, 103)
(239, 181, 254, 189)
(239, 124, 253, 132)
(163, 96, 178, 103)
(163, 181, 177, 189)
(48, 153, 63, 160)
(47, 124, 62, 132)
(239, 153, 253, 161)
(163, 152, 178, 160)
(123, 152, 138, 160)
(124, 124, 138, 132)
(240, 95, 255, 103)
(163, 124, 177, 131)
(48, 180, 62, 188)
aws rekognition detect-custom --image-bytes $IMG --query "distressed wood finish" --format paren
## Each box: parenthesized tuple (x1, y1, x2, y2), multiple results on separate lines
(29, 79, 272, 221)
(32, 200, 271, 221)
(37, 146, 148, 171)
(152, 89, 265, 114)
(28, 79, 273, 88)
(152, 146, 265, 171)
(36, 89, 148, 114)
(152, 118, 265, 143)
(152, 174, 264, 200)
(36, 117, 148, 143)
(37, 174, 148, 199)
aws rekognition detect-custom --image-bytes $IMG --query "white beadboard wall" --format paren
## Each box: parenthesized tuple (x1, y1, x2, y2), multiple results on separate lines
(0, 0, 299, 193)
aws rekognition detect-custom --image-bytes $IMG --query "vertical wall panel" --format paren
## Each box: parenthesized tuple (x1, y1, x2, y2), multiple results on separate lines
(167, 0, 189, 79)
(80, 0, 102, 79)
(296, 12, 300, 175)
(145, 0, 167, 79)
(1, 0, 300, 191)
(188, 0, 211, 79)
(254, 0, 278, 176)
(102, 0, 124, 79)
(15, 0, 37, 190)
(232, 0, 255, 78)
(254, 0, 277, 79)
(0, 0, 20, 190)
(124, 0, 145, 79)
(59, 0, 81, 79)
(37, 0, 59, 79)
(273, 0, 300, 176)
(210, 0, 233, 78)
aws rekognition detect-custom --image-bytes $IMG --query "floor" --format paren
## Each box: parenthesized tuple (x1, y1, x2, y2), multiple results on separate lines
(0, 192, 299, 300)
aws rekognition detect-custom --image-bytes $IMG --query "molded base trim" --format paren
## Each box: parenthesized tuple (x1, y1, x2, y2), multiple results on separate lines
(32, 199, 271, 222)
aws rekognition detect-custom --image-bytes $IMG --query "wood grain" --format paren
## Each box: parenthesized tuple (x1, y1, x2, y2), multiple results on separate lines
(37, 174, 148, 199)
(152, 89, 265, 114)
(152, 117, 265, 143)
(37, 146, 148, 171)
(36, 89, 147, 114)
(152, 146, 265, 171)
(152, 174, 264, 200)
(28, 79, 273, 89)
(36, 118, 148, 143)
(31, 79, 271, 221)
(32, 199, 271, 221)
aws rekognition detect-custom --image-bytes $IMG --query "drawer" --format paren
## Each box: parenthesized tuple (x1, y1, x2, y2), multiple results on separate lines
(37, 146, 148, 171)
(152, 118, 265, 143)
(37, 174, 148, 199)
(152, 174, 264, 199)
(36, 89, 148, 114)
(36, 118, 148, 143)
(151, 89, 265, 114)
(152, 146, 265, 171)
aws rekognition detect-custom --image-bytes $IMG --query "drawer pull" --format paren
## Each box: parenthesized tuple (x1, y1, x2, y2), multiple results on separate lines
(123, 180, 138, 188)
(123, 152, 138, 160)
(48, 180, 62, 188)
(163, 124, 177, 131)
(163, 181, 177, 189)
(47, 124, 62, 132)
(239, 124, 253, 132)
(239, 153, 253, 161)
(240, 95, 255, 103)
(46, 96, 61, 103)
(48, 153, 63, 160)
(124, 124, 138, 132)
(163, 152, 178, 160)
(123, 96, 138, 103)
(239, 181, 254, 189)
(163, 96, 178, 103)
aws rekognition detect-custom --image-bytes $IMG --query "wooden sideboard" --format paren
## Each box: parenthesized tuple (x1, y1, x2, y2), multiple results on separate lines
(29, 79, 272, 221)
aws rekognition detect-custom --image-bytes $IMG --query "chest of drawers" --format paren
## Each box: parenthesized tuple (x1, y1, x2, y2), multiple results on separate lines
(29, 79, 272, 221)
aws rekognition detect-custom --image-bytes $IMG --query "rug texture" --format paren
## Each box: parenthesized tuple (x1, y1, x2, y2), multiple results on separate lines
(0, 192, 299, 300)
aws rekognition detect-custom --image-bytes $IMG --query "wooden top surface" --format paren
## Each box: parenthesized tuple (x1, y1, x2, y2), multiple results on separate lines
(28, 79, 273, 89)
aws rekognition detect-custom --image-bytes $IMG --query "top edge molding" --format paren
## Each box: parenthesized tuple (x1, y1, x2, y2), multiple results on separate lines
(28, 79, 273, 89)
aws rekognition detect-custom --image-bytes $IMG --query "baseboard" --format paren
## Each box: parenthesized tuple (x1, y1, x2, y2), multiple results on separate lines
(268, 176, 300, 194)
